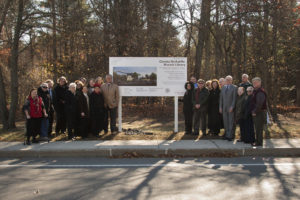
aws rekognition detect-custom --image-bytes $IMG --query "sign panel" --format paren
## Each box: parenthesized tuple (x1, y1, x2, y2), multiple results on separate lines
(109, 57, 187, 96)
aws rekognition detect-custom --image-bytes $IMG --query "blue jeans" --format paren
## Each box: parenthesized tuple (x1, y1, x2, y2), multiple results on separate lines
(40, 118, 49, 137)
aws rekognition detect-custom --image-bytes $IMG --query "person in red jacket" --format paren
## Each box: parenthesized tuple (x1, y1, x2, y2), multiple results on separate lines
(23, 88, 48, 145)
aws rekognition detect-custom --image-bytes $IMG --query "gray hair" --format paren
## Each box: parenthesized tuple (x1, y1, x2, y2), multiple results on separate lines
(225, 75, 233, 81)
(106, 74, 113, 78)
(69, 82, 76, 89)
(219, 78, 225, 82)
(252, 77, 261, 82)
(242, 74, 249, 79)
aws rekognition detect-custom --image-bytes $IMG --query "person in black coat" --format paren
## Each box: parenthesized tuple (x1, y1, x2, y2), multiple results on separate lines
(89, 84, 105, 137)
(242, 86, 255, 143)
(54, 76, 68, 135)
(208, 79, 222, 135)
(75, 83, 90, 139)
(183, 81, 194, 134)
(65, 83, 77, 140)
(45, 79, 55, 138)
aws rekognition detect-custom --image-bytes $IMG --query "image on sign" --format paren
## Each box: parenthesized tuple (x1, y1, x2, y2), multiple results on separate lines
(113, 66, 157, 86)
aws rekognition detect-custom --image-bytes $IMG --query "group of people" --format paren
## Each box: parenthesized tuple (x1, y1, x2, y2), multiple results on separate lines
(23, 74, 119, 145)
(23, 72, 267, 147)
(183, 74, 268, 146)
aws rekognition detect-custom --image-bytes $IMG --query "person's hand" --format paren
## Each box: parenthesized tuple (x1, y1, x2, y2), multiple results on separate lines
(229, 107, 233, 113)
(44, 113, 48, 118)
(219, 108, 222, 114)
(252, 113, 256, 117)
(195, 104, 200, 109)
(26, 115, 31, 119)
(81, 112, 85, 117)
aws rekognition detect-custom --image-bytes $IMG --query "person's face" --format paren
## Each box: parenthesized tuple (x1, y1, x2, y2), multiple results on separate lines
(70, 86, 76, 93)
(42, 86, 48, 92)
(97, 77, 103, 84)
(77, 84, 82, 90)
(31, 90, 37, 98)
(94, 87, 100, 93)
(247, 90, 253, 95)
(82, 86, 88, 94)
(212, 82, 218, 89)
(89, 80, 95, 87)
(59, 79, 65, 86)
(226, 78, 232, 85)
(238, 88, 244, 96)
(219, 79, 225, 87)
(198, 82, 204, 89)
(106, 76, 112, 83)
(187, 84, 192, 90)
(242, 76, 248, 83)
(47, 82, 53, 88)
(190, 77, 196, 83)
(253, 80, 261, 89)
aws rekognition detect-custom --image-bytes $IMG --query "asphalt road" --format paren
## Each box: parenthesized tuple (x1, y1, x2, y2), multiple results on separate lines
(0, 157, 299, 200)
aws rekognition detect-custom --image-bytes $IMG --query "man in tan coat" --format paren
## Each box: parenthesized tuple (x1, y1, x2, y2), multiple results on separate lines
(101, 74, 119, 134)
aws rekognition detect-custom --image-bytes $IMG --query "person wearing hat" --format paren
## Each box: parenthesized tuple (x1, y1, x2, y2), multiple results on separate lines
(90, 83, 105, 137)
(193, 79, 209, 136)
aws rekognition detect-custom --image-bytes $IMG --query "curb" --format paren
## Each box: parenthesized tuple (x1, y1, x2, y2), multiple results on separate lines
(0, 148, 299, 158)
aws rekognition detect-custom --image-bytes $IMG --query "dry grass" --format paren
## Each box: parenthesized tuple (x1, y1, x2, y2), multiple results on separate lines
(0, 113, 299, 142)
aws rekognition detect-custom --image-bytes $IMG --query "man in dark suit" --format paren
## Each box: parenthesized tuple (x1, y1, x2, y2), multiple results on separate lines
(219, 75, 237, 141)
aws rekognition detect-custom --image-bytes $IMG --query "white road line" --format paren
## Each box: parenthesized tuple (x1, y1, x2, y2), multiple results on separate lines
(0, 163, 299, 168)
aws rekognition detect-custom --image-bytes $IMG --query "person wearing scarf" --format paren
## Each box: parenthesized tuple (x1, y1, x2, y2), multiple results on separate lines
(23, 88, 48, 145)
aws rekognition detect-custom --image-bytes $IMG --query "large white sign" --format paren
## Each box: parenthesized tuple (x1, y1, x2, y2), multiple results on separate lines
(109, 57, 187, 97)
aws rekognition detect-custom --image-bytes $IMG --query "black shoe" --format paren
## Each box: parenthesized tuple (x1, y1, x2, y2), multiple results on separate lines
(32, 138, 39, 143)
(222, 136, 227, 140)
(227, 138, 233, 141)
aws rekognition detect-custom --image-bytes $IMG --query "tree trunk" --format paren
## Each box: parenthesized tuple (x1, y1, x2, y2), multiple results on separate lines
(297, 69, 300, 106)
(236, 0, 242, 78)
(262, 2, 271, 95)
(8, 0, 24, 128)
(0, 0, 11, 130)
(51, 0, 58, 81)
(194, 0, 211, 78)
(214, 0, 221, 77)
(146, 0, 161, 56)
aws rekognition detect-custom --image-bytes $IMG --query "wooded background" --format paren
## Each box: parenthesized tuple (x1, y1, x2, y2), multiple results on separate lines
(0, 0, 299, 130)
